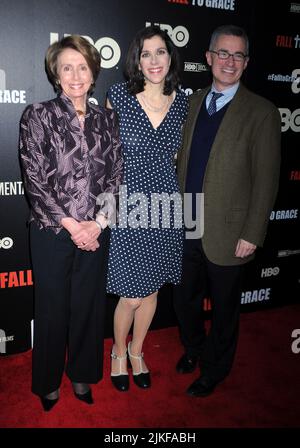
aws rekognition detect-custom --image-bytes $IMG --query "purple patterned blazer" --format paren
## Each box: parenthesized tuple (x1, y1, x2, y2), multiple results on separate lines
(19, 94, 123, 233)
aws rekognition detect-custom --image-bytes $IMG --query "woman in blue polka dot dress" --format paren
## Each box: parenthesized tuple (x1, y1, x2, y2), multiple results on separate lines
(106, 26, 188, 391)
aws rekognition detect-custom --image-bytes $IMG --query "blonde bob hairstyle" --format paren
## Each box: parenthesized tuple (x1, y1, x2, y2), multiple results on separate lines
(45, 35, 101, 94)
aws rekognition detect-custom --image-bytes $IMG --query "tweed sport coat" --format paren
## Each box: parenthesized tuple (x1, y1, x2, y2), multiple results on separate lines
(177, 83, 281, 266)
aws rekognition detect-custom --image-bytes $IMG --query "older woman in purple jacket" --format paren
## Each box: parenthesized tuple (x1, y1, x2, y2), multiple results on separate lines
(19, 35, 123, 411)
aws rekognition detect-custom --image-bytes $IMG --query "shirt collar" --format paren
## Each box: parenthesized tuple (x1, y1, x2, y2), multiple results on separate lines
(210, 82, 239, 102)
(59, 92, 91, 116)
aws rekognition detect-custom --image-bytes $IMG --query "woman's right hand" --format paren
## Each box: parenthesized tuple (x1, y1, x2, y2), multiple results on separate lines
(70, 221, 101, 247)
(61, 217, 100, 251)
(79, 240, 100, 251)
(61, 217, 81, 235)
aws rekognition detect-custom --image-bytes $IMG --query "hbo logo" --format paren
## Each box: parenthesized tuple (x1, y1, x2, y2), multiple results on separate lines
(261, 267, 280, 278)
(50, 33, 121, 69)
(145, 23, 189, 47)
(279, 108, 300, 132)
(0, 237, 13, 249)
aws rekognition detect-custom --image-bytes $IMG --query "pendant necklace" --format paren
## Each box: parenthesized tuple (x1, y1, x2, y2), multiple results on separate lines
(76, 108, 86, 128)
(140, 93, 170, 113)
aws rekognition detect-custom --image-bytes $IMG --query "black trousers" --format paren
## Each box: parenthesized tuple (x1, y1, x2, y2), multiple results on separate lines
(30, 222, 110, 396)
(173, 237, 244, 383)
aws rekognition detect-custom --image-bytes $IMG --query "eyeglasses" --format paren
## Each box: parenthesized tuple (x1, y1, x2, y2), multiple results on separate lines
(210, 50, 248, 62)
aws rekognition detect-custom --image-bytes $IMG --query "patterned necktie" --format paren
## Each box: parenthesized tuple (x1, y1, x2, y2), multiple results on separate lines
(207, 92, 223, 115)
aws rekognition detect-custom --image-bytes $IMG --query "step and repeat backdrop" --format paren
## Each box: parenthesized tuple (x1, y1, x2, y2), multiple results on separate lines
(0, 0, 299, 355)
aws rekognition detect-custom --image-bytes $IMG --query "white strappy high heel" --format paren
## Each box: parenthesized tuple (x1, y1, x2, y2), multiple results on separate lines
(110, 347, 129, 392)
(127, 341, 151, 389)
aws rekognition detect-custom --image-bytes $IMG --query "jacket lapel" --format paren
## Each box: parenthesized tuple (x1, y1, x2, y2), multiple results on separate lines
(184, 87, 209, 159)
(208, 84, 248, 159)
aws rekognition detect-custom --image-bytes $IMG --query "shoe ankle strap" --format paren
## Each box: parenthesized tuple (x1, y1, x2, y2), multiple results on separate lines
(111, 349, 127, 360)
(128, 341, 149, 374)
(111, 348, 128, 377)
(128, 341, 143, 360)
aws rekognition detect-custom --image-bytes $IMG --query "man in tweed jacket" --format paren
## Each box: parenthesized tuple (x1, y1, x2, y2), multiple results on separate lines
(174, 25, 281, 397)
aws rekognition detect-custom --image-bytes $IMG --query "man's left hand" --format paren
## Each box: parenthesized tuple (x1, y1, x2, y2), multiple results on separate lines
(235, 239, 257, 258)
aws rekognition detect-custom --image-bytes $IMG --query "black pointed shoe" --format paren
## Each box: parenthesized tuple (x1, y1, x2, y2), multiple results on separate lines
(40, 396, 59, 412)
(74, 388, 94, 404)
(111, 348, 129, 392)
(40, 389, 59, 411)
(72, 383, 94, 404)
(128, 341, 151, 389)
(176, 353, 199, 374)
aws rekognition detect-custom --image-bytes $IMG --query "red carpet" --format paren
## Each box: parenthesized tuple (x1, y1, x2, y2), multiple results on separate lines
(1, 304, 300, 428)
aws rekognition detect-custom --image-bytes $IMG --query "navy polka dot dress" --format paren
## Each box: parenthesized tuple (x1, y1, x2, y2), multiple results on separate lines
(107, 82, 188, 298)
